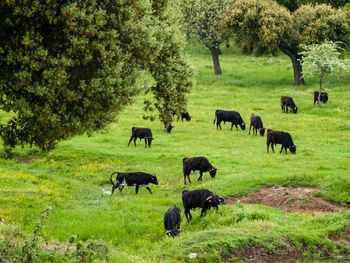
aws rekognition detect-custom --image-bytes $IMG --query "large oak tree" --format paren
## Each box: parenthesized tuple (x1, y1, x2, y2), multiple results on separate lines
(223, 0, 350, 85)
(0, 0, 193, 152)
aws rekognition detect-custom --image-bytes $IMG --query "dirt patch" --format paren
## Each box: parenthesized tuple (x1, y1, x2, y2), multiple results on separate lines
(226, 185, 348, 215)
(226, 240, 305, 263)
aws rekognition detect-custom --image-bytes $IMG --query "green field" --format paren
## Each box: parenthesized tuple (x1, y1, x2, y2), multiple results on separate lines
(1, 41, 350, 262)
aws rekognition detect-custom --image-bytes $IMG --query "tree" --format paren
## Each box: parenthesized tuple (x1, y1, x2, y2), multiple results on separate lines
(299, 41, 349, 108)
(0, 0, 193, 152)
(223, 0, 350, 85)
(276, 0, 349, 12)
(180, 0, 232, 75)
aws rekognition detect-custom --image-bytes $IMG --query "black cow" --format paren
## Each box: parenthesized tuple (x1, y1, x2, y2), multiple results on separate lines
(213, 110, 246, 130)
(166, 124, 174, 133)
(110, 171, 158, 195)
(182, 189, 224, 222)
(182, 157, 217, 185)
(178, 112, 191, 122)
(127, 127, 154, 148)
(314, 91, 328, 105)
(281, 96, 298, 114)
(259, 128, 266, 136)
(164, 205, 183, 237)
(267, 129, 296, 154)
(249, 114, 264, 136)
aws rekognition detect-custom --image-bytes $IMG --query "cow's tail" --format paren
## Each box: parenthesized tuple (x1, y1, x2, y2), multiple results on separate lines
(110, 171, 119, 195)
(213, 113, 216, 124)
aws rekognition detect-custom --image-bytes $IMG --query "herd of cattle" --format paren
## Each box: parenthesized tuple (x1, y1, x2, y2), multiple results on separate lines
(110, 93, 328, 237)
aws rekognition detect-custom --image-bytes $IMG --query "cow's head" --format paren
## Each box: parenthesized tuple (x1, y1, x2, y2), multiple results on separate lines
(151, 174, 158, 185)
(166, 228, 183, 238)
(146, 137, 154, 147)
(240, 122, 246, 130)
(205, 195, 225, 210)
(167, 124, 174, 133)
(292, 106, 298, 114)
(184, 113, 191, 121)
(259, 128, 266, 136)
(289, 145, 296, 154)
(209, 167, 217, 178)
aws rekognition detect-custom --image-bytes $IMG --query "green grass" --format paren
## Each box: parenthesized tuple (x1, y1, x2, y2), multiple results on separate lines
(1, 41, 350, 262)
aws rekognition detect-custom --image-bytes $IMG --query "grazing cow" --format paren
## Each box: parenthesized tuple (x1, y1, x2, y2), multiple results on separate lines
(127, 127, 154, 148)
(164, 205, 183, 237)
(259, 128, 266, 136)
(182, 157, 217, 185)
(110, 171, 158, 195)
(266, 129, 296, 154)
(314, 91, 328, 105)
(213, 110, 246, 131)
(182, 189, 224, 222)
(178, 112, 192, 122)
(249, 114, 264, 136)
(281, 96, 298, 114)
(166, 124, 174, 133)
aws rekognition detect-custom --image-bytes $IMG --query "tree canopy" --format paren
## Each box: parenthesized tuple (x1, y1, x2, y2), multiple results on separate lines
(276, 0, 349, 12)
(0, 0, 193, 152)
(223, 0, 350, 85)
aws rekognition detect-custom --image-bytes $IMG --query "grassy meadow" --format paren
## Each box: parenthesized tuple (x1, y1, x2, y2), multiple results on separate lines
(1, 41, 350, 262)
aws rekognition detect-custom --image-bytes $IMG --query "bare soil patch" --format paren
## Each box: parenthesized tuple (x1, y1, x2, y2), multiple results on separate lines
(226, 185, 348, 215)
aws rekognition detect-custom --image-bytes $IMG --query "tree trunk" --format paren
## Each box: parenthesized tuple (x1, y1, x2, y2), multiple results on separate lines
(225, 38, 230, 48)
(209, 47, 222, 75)
(318, 71, 325, 108)
(290, 53, 305, 85)
(279, 46, 305, 85)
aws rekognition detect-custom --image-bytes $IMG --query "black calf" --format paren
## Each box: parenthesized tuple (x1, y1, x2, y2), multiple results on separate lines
(182, 189, 224, 222)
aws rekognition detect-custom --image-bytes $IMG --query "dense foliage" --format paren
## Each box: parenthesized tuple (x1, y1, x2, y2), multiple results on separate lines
(180, 0, 232, 75)
(223, 0, 350, 85)
(0, 0, 193, 152)
(276, 0, 349, 12)
(300, 41, 349, 107)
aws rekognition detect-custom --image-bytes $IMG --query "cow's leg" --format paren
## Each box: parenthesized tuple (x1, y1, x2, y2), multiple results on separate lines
(200, 208, 207, 217)
(146, 186, 153, 195)
(144, 138, 147, 148)
(119, 185, 124, 192)
(198, 171, 203, 181)
(128, 136, 134, 146)
(217, 120, 221, 130)
(280, 146, 284, 153)
(285, 147, 288, 154)
(235, 124, 238, 131)
(133, 137, 137, 146)
(249, 124, 252, 134)
(267, 142, 270, 153)
(187, 174, 192, 184)
(271, 143, 275, 153)
(135, 185, 139, 194)
(231, 122, 234, 130)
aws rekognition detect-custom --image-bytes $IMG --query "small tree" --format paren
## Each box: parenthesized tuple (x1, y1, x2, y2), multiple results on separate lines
(299, 41, 349, 108)
(180, 0, 232, 75)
